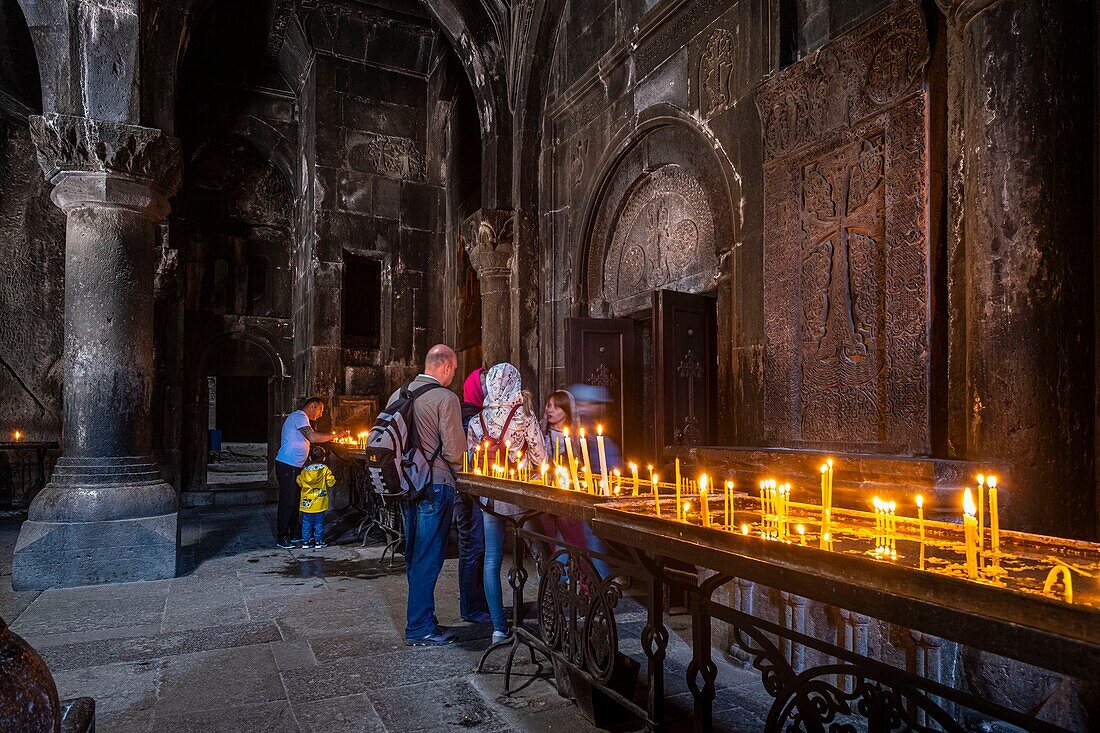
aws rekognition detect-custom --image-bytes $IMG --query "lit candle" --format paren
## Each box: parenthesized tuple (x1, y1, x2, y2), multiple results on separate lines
(541, 462, 549, 486)
(797, 524, 806, 545)
(463, 449, 469, 473)
(652, 473, 661, 518)
(612, 468, 622, 496)
(976, 474, 986, 566)
(554, 437, 561, 465)
(989, 475, 1000, 556)
(13, 430, 23, 441)
(629, 463, 640, 496)
(963, 487, 978, 579)
(888, 501, 897, 557)
(872, 497, 882, 554)
(699, 474, 710, 527)
(596, 424, 609, 495)
(916, 494, 925, 544)
(578, 428, 594, 493)
(517, 460, 526, 483)
(741, 523, 749, 535)
(682, 500, 692, 523)
(725, 480, 734, 528)
(483, 441, 490, 474)
(504, 440, 512, 474)
(674, 459, 683, 521)
(563, 428, 581, 492)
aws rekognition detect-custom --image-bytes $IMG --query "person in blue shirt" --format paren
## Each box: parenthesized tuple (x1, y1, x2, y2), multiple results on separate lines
(274, 397, 345, 548)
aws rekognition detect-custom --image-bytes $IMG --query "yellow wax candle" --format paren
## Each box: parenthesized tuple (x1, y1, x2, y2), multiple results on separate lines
(759, 480, 767, 533)
(554, 437, 561, 464)
(725, 480, 734, 528)
(483, 441, 490, 474)
(916, 494, 925, 544)
(503, 441, 512, 474)
(563, 428, 581, 492)
(541, 462, 549, 485)
(682, 500, 692, 523)
(989, 476, 1000, 555)
(596, 424, 609, 494)
(652, 474, 661, 518)
(578, 428, 594, 493)
(872, 497, 883, 553)
(699, 474, 710, 527)
(629, 463, 640, 496)
(463, 450, 468, 473)
(612, 468, 622, 496)
(741, 523, 749, 535)
(675, 459, 683, 521)
(888, 501, 897, 557)
(976, 474, 985, 564)
(963, 487, 978, 579)
(797, 524, 806, 545)
(1043, 565, 1074, 603)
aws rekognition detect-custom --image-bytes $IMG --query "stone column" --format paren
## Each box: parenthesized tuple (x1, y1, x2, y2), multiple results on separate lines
(462, 209, 516, 367)
(941, 0, 1095, 538)
(13, 114, 182, 590)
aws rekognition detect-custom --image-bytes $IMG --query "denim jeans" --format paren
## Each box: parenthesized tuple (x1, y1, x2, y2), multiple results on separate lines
(482, 510, 508, 634)
(301, 512, 325, 543)
(275, 460, 301, 539)
(403, 484, 456, 639)
(454, 492, 488, 619)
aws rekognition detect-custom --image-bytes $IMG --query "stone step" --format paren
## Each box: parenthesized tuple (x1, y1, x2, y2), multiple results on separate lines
(181, 484, 278, 508)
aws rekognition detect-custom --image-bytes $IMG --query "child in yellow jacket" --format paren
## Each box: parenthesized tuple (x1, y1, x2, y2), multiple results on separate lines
(297, 446, 335, 548)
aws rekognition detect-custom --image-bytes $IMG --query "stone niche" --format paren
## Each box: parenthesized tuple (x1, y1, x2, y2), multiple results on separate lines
(757, 0, 932, 456)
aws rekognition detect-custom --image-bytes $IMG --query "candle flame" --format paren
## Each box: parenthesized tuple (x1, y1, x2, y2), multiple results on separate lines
(13, 430, 22, 441)
(740, 524, 749, 535)
(652, 473, 659, 482)
(826, 458, 833, 468)
(976, 473, 985, 486)
(562, 427, 570, 437)
(963, 487, 977, 516)
(988, 475, 997, 489)
(797, 524, 805, 535)
(541, 462, 548, 472)
(629, 462, 637, 471)
(597, 424, 603, 436)
(699, 474, 708, 492)
(683, 501, 692, 513)
(889, 501, 896, 512)
(916, 494, 923, 509)
(726, 480, 734, 490)
(820, 464, 828, 473)
(579, 428, 586, 438)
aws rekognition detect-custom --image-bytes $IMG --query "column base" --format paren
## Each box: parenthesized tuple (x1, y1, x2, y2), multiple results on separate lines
(12, 512, 179, 591)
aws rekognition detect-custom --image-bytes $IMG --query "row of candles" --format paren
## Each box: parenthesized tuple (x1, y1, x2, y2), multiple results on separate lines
(463, 446, 1021, 577)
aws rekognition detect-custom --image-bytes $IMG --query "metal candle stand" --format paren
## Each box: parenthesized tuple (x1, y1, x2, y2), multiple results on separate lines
(461, 474, 1100, 733)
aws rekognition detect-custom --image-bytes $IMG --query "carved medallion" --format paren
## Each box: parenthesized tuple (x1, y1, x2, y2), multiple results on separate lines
(599, 166, 715, 315)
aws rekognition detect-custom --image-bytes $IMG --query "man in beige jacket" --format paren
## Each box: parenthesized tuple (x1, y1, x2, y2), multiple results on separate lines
(388, 344, 466, 645)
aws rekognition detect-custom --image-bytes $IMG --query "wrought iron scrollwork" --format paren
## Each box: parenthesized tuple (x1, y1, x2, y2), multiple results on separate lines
(536, 549, 624, 685)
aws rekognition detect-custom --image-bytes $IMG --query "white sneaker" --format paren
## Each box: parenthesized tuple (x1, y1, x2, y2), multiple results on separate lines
(492, 630, 511, 643)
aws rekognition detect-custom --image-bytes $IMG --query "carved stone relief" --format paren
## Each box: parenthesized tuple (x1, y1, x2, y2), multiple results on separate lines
(756, 0, 931, 454)
(348, 131, 426, 181)
(699, 28, 736, 117)
(595, 165, 716, 316)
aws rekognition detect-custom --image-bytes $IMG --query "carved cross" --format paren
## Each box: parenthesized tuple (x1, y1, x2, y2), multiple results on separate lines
(676, 350, 703, 445)
(801, 138, 884, 365)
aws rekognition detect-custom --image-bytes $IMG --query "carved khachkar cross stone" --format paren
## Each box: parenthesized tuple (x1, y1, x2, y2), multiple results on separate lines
(756, 0, 931, 454)
(587, 363, 618, 390)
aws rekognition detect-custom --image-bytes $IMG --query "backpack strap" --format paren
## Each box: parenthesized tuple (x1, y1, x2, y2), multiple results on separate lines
(481, 404, 523, 460)
(405, 381, 448, 477)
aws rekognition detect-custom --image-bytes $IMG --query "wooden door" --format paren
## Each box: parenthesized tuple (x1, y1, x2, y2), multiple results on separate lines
(564, 318, 641, 458)
(653, 290, 718, 451)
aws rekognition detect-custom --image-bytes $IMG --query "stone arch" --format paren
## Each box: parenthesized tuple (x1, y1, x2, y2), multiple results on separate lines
(1, 0, 41, 113)
(575, 105, 740, 317)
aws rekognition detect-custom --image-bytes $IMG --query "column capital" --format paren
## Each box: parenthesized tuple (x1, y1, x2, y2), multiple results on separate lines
(460, 208, 515, 279)
(29, 114, 182, 216)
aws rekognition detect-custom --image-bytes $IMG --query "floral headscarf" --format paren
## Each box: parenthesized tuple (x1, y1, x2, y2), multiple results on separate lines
(467, 362, 547, 466)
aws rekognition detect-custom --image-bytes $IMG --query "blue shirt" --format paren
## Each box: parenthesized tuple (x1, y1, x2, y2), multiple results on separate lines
(276, 410, 311, 467)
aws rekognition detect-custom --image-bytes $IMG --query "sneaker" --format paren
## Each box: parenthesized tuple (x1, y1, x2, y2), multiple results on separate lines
(405, 629, 457, 647)
(462, 611, 492, 624)
(290, 537, 304, 545)
(276, 536, 294, 549)
(315, 541, 327, 548)
(492, 630, 512, 643)
(307, 540, 316, 548)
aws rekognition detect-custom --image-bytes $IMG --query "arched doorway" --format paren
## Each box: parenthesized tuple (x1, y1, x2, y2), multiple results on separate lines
(571, 112, 738, 463)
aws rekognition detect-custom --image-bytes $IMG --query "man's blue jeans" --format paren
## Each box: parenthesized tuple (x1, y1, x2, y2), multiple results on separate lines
(482, 510, 508, 634)
(454, 491, 488, 619)
(403, 484, 455, 640)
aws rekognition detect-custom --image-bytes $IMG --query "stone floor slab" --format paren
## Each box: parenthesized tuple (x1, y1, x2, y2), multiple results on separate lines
(158, 644, 287, 715)
(152, 700, 301, 733)
(53, 658, 166, 714)
(367, 678, 511, 733)
(293, 693, 387, 733)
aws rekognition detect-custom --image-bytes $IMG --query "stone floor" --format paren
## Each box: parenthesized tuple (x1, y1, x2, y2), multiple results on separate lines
(0, 506, 770, 732)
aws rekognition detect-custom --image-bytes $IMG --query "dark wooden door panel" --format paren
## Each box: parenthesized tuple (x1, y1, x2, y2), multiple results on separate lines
(653, 290, 718, 451)
(564, 318, 640, 458)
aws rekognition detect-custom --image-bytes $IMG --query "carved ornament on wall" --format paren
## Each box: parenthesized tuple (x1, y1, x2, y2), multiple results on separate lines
(359, 131, 426, 181)
(699, 29, 736, 117)
(756, 0, 931, 454)
(596, 166, 716, 316)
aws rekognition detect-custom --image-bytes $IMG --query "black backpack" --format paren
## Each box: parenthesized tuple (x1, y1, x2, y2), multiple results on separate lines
(363, 383, 445, 500)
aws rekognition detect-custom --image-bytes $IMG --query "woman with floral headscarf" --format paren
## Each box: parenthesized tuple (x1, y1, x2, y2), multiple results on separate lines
(466, 362, 547, 641)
